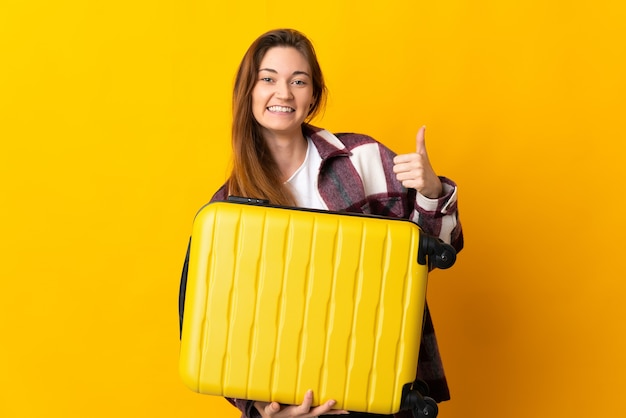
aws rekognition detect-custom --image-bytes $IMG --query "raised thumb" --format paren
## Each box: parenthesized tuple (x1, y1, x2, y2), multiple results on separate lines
(416, 125, 427, 154)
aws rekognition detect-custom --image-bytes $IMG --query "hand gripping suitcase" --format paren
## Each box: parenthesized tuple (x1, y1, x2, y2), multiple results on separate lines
(179, 198, 456, 417)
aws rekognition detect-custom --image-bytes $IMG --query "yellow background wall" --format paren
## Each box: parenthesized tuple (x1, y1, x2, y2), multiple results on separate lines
(1, 1, 625, 417)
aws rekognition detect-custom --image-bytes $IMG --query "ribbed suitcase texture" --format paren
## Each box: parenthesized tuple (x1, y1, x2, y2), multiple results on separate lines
(179, 201, 429, 414)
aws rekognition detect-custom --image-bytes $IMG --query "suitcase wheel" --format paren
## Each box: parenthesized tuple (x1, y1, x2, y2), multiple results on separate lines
(418, 233, 457, 269)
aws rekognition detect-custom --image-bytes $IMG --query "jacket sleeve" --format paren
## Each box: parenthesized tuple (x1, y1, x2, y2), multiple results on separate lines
(315, 132, 463, 255)
(226, 398, 261, 418)
(410, 176, 464, 254)
(375, 140, 464, 254)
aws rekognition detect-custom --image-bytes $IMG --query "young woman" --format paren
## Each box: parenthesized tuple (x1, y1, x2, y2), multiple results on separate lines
(180, 28, 463, 418)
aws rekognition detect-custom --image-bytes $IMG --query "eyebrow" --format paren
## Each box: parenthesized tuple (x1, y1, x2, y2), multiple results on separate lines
(258, 68, 311, 77)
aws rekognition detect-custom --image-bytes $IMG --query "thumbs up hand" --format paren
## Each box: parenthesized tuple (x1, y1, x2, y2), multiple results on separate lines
(392, 126, 443, 199)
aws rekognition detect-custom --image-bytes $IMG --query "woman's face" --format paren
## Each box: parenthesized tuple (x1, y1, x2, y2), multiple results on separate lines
(252, 47, 315, 140)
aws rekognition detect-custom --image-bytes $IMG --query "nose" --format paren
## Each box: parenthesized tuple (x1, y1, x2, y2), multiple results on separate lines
(275, 81, 293, 99)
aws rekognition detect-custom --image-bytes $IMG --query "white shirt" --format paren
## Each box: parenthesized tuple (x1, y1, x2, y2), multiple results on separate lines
(284, 136, 328, 210)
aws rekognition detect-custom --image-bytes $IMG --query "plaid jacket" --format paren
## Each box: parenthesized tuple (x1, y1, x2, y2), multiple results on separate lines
(195, 124, 463, 417)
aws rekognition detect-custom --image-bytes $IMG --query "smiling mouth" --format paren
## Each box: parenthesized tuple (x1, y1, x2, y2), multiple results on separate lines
(267, 105, 295, 113)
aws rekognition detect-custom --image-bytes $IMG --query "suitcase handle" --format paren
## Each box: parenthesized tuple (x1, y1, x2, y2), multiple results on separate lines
(418, 233, 457, 269)
(227, 196, 270, 204)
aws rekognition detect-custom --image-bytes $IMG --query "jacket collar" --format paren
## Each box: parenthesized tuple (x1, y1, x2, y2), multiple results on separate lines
(302, 124, 351, 161)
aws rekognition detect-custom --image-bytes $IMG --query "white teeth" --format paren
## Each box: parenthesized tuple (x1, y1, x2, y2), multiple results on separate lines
(268, 106, 294, 113)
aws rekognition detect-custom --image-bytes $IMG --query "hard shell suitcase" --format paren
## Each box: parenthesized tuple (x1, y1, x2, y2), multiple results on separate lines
(179, 199, 456, 416)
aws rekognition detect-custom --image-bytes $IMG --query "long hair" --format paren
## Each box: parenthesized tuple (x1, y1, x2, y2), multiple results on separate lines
(228, 29, 327, 205)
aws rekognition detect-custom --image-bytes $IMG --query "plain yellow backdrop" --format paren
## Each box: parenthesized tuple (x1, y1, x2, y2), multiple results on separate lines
(1, 1, 625, 417)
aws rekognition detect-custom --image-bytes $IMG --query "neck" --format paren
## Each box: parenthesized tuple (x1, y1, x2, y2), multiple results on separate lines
(263, 130, 308, 182)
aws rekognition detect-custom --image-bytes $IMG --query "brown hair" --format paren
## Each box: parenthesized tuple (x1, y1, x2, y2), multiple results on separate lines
(227, 29, 327, 205)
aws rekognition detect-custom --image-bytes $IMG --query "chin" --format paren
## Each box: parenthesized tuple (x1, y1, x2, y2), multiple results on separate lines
(262, 123, 302, 136)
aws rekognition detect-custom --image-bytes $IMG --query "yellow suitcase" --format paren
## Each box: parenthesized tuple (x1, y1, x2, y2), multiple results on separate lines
(179, 199, 455, 416)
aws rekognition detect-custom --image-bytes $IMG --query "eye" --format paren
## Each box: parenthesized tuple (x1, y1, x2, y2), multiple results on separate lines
(260, 77, 273, 83)
(292, 80, 306, 86)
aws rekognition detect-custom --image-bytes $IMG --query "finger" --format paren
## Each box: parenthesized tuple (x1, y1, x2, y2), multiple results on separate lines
(416, 125, 427, 155)
(295, 389, 314, 414)
(265, 402, 281, 416)
(309, 399, 339, 416)
(393, 153, 418, 165)
(394, 158, 423, 173)
(396, 170, 421, 181)
(400, 179, 425, 191)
